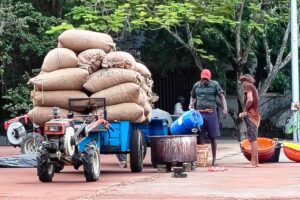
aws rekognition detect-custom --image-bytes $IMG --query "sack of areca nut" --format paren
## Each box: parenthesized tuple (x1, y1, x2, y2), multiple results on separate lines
(58, 29, 116, 53)
(102, 51, 136, 69)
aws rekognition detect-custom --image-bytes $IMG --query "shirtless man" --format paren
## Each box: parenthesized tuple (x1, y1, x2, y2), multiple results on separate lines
(239, 74, 261, 167)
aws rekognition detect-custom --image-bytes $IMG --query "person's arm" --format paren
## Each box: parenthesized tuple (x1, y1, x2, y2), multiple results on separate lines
(244, 91, 253, 112)
(189, 83, 197, 109)
(215, 82, 227, 116)
(239, 90, 253, 118)
(189, 96, 196, 109)
(218, 93, 228, 117)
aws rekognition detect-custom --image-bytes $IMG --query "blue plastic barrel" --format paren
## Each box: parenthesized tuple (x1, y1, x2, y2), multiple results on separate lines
(170, 110, 203, 135)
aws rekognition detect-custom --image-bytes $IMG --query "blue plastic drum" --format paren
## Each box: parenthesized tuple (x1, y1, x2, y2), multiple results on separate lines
(170, 110, 203, 135)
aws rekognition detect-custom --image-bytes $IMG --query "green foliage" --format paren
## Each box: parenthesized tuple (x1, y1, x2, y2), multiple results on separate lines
(0, 0, 60, 119)
(48, 0, 238, 63)
(268, 70, 290, 93)
(0, 1, 58, 63)
(46, 22, 74, 34)
(2, 71, 37, 118)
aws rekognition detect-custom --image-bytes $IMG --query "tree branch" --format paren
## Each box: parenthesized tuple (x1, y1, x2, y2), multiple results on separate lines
(240, 28, 256, 64)
(164, 27, 190, 50)
(235, 0, 245, 61)
(235, 0, 246, 60)
(279, 52, 291, 70)
(274, 22, 291, 67)
(259, 22, 292, 96)
(262, 32, 273, 72)
(164, 27, 202, 69)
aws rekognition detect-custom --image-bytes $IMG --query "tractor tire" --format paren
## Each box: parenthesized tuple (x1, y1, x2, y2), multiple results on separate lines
(54, 162, 65, 173)
(36, 147, 55, 182)
(82, 142, 100, 182)
(72, 153, 82, 170)
(21, 132, 44, 154)
(130, 129, 144, 172)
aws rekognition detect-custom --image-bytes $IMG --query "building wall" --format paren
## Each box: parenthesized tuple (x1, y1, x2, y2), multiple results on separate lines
(220, 93, 292, 128)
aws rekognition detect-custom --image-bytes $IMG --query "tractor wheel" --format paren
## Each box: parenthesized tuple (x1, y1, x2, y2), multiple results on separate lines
(21, 132, 44, 154)
(36, 147, 54, 182)
(130, 129, 144, 172)
(82, 142, 100, 182)
(54, 162, 65, 173)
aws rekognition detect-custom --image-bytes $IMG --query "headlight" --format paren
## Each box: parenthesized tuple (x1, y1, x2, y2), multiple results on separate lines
(45, 125, 61, 132)
(49, 126, 60, 132)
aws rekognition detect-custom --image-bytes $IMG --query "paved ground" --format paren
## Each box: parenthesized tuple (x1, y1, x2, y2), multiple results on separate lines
(0, 138, 300, 200)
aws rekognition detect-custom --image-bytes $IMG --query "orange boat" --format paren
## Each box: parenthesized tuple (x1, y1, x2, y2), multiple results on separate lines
(283, 142, 300, 162)
(240, 137, 277, 163)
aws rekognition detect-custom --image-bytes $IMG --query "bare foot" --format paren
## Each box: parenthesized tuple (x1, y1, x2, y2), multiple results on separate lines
(249, 161, 257, 168)
(212, 158, 216, 166)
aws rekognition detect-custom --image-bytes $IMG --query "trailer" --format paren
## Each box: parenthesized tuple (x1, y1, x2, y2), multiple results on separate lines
(36, 98, 168, 182)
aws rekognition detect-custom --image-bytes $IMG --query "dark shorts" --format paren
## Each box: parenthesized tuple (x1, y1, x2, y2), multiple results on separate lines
(244, 117, 258, 142)
(199, 111, 220, 139)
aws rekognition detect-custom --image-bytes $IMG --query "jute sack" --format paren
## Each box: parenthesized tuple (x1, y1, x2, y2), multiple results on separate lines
(39, 71, 47, 75)
(41, 48, 78, 72)
(29, 68, 89, 91)
(32, 90, 88, 112)
(84, 68, 142, 93)
(90, 83, 145, 106)
(102, 103, 145, 123)
(143, 101, 152, 116)
(149, 94, 159, 103)
(102, 51, 136, 69)
(133, 62, 151, 78)
(136, 89, 149, 106)
(58, 29, 115, 53)
(141, 81, 153, 97)
(28, 106, 81, 126)
(78, 49, 106, 74)
(144, 111, 152, 123)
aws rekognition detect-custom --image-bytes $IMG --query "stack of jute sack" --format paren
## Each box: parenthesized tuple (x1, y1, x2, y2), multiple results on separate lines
(27, 29, 157, 126)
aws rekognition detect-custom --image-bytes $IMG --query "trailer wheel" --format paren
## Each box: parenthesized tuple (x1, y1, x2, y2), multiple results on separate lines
(130, 129, 144, 172)
(82, 142, 100, 182)
(21, 133, 44, 154)
(37, 147, 54, 182)
(143, 136, 147, 160)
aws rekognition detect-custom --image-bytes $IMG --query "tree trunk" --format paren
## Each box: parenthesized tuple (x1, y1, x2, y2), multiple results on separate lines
(259, 23, 291, 97)
(52, 0, 63, 18)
